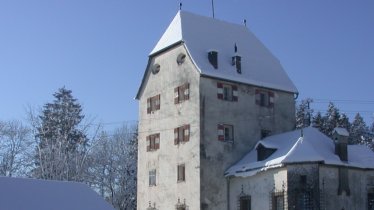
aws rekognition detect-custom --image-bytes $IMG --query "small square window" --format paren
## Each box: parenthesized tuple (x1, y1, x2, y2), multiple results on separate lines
(255, 89, 274, 108)
(218, 124, 234, 142)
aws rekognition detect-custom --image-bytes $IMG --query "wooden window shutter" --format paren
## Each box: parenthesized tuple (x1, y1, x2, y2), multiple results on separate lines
(184, 83, 190, 100)
(155, 134, 160, 149)
(174, 128, 179, 145)
(156, 95, 161, 110)
(146, 136, 150, 151)
(232, 85, 238, 102)
(217, 82, 223, 99)
(217, 124, 224, 141)
(174, 87, 179, 104)
(268, 91, 274, 108)
(184, 124, 190, 142)
(147, 98, 151, 114)
(255, 89, 260, 105)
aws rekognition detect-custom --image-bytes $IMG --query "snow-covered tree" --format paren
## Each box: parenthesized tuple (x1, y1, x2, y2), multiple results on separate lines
(312, 112, 325, 132)
(338, 113, 351, 131)
(87, 124, 137, 210)
(296, 98, 313, 129)
(323, 102, 341, 137)
(33, 87, 88, 181)
(0, 120, 33, 177)
(349, 113, 368, 145)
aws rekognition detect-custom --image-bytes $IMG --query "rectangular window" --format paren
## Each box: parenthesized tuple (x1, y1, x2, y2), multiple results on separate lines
(147, 94, 161, 114)
(255, 89, 274, 108)
(149, 169, 156, 186)
(174, 83, 190, 104)
(217, 82, 238, 101)
(177, 164, 185, 182)
(217, 124, 234, 142)
(368, 192, 374, 210)
(174, 124, 190, 145)
(239, 196, 251, 210)
(272, 193, 284, 210)
(146, 133, 160, 151)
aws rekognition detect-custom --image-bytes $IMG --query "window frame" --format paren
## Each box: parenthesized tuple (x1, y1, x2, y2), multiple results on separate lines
(217, 82, 238, 102)
(174, 124, 190, 145)
(239, 195, 251, 210)
(255, 89, 274, 108)
(146, 133, 160, 152)
(174, 83, 190, 104)
(149, 169, 156, 187)
(147, 94, 161, 114)
(177, 164, 186, 182)
(218, 124, 234, 142)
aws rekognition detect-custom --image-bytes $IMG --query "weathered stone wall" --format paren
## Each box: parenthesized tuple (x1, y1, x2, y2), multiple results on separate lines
(137, 45, 201, 210)
(319, 165, 374, 210)
(229, 168, 288, 210)
(199, 76, 296, 210)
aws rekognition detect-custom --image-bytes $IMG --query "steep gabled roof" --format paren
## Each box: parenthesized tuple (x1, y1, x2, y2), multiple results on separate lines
(144, 11, 297, 94)
(0, 177, 115, 210)
(225, 127, 374, 178)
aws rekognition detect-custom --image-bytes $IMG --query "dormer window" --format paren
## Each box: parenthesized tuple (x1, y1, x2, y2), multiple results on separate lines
(257, 143, 276, 161)
(232, 55, 242, 74)
(208, 51, 218, 69)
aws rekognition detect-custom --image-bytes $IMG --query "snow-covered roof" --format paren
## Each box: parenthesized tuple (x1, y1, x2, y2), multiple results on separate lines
(333, 127, 350, 137)
(225, 127, 374, 178)
(149, 11, 298, 94)
(0, 177, 115, 210)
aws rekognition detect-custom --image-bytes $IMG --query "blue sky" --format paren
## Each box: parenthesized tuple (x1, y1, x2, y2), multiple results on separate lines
(1, 0, 373, 129)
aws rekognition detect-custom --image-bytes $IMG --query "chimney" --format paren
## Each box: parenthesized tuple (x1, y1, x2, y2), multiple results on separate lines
(332, 127, 349, 161)
(208, 50, 218, 69)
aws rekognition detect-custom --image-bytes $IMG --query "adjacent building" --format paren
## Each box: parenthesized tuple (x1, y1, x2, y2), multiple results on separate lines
(226, 127, 374, 210)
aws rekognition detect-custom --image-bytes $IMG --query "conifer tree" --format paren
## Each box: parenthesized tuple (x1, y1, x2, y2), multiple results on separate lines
(338, 113, 351, 131)
(323, 102, 341, 137)
(33, 87, 88, 181)
(295, 98, 313, 129)
(312, 112, 325, 132)
(349, 113, 368, 145)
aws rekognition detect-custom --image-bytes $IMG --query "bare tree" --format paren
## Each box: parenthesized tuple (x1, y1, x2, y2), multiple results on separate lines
(87, 124, 137, 210)
(0, 120, 33, 177)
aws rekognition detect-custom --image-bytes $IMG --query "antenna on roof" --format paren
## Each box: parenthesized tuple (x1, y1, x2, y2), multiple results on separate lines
(211, 0, 215, 18)
(179, 2, 182, 10)
(244, 19, 247, 27)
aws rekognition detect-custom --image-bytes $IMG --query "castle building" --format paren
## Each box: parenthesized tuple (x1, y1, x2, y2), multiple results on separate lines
(135, 11, 297, 210)
(136, 10, 374, 210)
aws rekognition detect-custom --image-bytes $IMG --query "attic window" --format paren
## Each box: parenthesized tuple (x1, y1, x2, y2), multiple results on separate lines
(208, 51, 218, 69)
(152, 64, 160, 74)
(177, 53, 186, 65)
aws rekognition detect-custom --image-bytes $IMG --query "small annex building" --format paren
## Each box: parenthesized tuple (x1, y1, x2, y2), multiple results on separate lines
(0, 177, 115, 210)
(226, 127, 374, 210)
